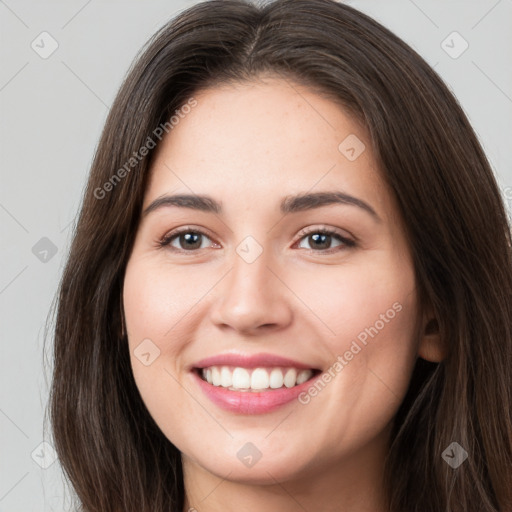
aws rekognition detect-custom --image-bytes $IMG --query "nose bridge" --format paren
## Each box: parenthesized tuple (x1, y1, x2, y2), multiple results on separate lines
(231, 240, 273, 295)
(210, 237, 292, 333)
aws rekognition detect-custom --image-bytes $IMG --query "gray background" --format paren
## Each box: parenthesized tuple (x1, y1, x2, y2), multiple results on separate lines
(1, 0, 511, 510)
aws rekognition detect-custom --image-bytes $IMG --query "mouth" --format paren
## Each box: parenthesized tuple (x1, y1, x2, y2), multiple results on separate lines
(193, 365, 322, 392)
(190, 352, 323, 414)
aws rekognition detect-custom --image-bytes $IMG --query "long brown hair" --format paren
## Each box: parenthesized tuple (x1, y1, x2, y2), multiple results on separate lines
(47, 0, 512, 510)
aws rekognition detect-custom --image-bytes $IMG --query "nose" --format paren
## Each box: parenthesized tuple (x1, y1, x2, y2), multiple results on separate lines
(209, 247, 293, 335)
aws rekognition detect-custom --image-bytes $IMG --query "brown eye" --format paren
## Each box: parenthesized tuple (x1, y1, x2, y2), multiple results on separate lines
(174, 232, 204, 250)
(296, 228, 355, 252)
(159, 229, 216, 252)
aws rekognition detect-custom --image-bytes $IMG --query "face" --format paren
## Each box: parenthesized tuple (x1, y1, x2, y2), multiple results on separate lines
(123, 77, 423, 484)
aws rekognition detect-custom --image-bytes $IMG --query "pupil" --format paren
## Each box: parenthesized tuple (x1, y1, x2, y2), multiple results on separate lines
(181, 233, 201, 249)
(310, 233, 330, 249)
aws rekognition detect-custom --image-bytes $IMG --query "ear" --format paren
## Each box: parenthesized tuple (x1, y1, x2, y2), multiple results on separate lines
(417, 306, 446, 362)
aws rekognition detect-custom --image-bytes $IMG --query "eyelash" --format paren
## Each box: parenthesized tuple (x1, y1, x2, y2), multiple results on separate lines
(156, 225, 356, 254)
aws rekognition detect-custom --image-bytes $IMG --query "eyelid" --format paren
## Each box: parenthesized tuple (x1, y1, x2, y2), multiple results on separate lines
(294, 224, 355, 244)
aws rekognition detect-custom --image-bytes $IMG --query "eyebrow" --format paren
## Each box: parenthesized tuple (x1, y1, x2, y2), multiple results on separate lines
(143, 191, 381, 222)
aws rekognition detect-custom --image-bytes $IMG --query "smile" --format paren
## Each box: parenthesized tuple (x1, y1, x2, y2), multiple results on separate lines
(198, 365, 319, 391)
(190, 353, 323, 414)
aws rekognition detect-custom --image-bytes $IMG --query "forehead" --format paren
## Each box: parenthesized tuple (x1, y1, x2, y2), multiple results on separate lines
(145, 78, 393, 222)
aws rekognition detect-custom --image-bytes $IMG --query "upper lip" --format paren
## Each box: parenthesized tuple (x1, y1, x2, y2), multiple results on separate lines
(191, 352, 318, 370)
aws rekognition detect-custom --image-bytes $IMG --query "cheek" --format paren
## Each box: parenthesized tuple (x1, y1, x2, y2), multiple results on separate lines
(123, 256, 212, 345)
(289, 258, 419, 420)
(122, 257, 198, 387)
(122, 257, 206, 440)
(286, 255, 417, 354)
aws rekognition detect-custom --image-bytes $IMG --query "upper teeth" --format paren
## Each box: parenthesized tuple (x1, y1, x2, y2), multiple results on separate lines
(201, 366, 314, 391)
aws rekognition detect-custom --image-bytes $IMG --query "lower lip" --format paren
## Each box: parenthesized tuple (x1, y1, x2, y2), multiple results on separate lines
(192, 370, 321, 414)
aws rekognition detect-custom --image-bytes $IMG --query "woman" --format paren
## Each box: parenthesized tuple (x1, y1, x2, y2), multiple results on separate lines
(49, 0, 512, 510)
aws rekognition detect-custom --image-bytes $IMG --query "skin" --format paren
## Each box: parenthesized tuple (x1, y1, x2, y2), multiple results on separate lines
(123, 76, 443, 512)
